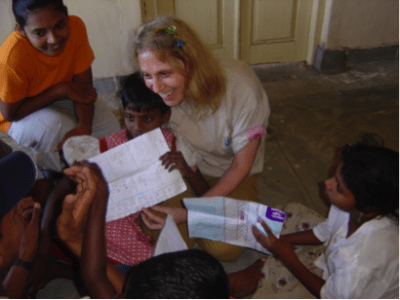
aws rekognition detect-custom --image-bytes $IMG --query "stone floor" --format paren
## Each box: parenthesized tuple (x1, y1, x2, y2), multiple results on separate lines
(37, 59, 399, 298)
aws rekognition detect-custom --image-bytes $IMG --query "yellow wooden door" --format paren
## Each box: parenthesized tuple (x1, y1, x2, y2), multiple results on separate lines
(240, 0, 315, 64)
(142, 0, 239, 60)
(142, 0, 316, 64)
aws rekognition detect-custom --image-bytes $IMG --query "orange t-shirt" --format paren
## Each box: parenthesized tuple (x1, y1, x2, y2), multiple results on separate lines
(0, 15, 95, 132)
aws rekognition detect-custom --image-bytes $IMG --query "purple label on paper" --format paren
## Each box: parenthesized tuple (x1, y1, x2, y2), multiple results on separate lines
(266, 207, 285, 222)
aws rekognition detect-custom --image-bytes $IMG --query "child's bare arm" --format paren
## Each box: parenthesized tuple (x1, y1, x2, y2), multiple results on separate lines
(79, 162, 120, 298)
(2, 199, 41, 298)
(252, 220, 325, 298)
(281, 230, 323, 246)
(160, 151, 210, 196)
(26, 176, 76, 294)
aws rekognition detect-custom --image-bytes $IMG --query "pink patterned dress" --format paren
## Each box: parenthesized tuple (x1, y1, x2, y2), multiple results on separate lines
(99, 128, 175, 265)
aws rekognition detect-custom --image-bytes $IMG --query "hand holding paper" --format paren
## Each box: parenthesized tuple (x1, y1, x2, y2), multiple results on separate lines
(252, 219, 297, 260)
(88, 129, 187, 222)
(184, 197, 285, 254)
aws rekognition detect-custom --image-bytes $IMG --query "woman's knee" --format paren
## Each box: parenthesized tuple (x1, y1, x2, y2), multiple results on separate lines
(197, 239, 245, 262)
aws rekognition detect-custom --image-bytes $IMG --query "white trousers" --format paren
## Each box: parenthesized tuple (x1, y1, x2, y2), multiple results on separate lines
(9, 99, 121, 171)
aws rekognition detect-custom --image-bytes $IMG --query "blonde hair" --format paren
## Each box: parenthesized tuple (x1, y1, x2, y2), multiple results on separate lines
(133, 15, 226, 120)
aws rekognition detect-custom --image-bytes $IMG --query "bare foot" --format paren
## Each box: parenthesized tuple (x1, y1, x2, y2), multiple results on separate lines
(228, 257, 266, 298)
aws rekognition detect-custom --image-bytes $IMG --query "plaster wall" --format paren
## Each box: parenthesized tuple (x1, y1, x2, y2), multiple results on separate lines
(324, 0, 399, 50)
(1, 0, 399, 78)
(0, 0, 142, 79)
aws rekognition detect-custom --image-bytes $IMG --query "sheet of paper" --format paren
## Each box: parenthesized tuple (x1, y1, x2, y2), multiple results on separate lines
(184, 197, 285, 254)
(153, 214, 188, 257)
(89, 128, 187, 221)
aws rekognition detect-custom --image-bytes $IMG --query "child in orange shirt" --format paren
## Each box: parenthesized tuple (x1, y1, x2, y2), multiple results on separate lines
(0, 0, 120, 171)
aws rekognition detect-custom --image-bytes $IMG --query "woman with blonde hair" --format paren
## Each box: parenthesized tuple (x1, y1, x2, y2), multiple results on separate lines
(137, 15, 270, 262)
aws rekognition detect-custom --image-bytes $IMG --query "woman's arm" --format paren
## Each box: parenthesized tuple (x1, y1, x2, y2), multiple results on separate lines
(0, 84, 68, 122)
(0, 69, 96, 122)
(72, 67, 95, 132)
(55, 68, 96, 151)
(202, 139, 260, 197)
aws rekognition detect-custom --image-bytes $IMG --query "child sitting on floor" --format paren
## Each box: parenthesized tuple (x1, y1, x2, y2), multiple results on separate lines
(98, 72, 209, 267)
(252, 142, 399, 298)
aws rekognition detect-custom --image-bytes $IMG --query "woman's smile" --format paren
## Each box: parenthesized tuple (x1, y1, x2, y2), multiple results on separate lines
(138, 51, 187, 107)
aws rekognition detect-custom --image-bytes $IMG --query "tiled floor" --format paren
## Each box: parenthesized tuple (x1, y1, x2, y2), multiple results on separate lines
(38, 59, 399, 298)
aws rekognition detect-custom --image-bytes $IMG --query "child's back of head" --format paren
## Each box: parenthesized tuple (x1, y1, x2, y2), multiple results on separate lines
(124, 249, 230, 298)
(341, 143, 399, 219)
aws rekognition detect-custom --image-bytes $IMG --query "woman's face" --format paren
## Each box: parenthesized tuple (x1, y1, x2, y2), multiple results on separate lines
(18, 3, 70, 56)
(138, 51, 187, 107)
(324, 163, 357, 213)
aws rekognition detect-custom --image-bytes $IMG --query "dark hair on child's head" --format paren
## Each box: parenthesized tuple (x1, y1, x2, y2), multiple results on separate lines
(13, 0, 67, 28)
(340, 143, 399, 219)
(125, 249, 230, 298)
(120, 72, 170, 115)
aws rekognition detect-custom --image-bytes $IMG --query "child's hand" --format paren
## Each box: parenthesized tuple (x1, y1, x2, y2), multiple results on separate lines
(57, 161, 108, 256)
(64, 81, 97, 104)
(17, 198, 41, 262)
(252, 220, 296, 262)
(160, 151, 192, 178)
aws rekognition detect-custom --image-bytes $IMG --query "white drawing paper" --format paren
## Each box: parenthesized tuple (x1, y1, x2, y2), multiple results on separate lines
(89, 128, 187, 221)
(153, 214, 188, 257)
(184, 197, 286, 254)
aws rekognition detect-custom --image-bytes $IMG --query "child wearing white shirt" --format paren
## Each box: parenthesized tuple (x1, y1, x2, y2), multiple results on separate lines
(252, 143, 399, 298)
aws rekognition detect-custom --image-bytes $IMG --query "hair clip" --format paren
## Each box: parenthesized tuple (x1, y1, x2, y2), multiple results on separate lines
(166, 25, 176, 35)
(176, 39, 185, 48)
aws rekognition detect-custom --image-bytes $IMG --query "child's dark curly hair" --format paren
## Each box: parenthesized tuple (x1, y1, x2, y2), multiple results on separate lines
(124, 249, 230, 298)
(119, 72, 170, 115)
(341, 143, 399, 219)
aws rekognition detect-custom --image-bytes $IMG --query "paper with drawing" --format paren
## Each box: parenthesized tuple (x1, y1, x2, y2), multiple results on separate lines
(89, 128, 187, 222)
(184, 197, 285, 254)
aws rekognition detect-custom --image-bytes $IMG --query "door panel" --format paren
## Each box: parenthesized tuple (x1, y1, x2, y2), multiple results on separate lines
(142, 0, 315, 64)
(142, 0, 238, 59)
(241, 0, 314, 64)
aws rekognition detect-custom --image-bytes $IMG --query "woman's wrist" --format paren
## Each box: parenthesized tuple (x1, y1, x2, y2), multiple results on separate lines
(76, 123, 92, 134)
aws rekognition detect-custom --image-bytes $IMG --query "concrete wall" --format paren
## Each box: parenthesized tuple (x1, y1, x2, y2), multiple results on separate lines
(323, 0, 399, 50)
(0, 0, 398, 77)
(0, 0, 142, 79)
